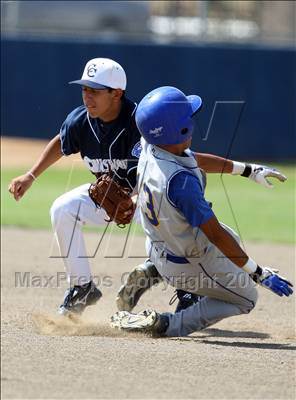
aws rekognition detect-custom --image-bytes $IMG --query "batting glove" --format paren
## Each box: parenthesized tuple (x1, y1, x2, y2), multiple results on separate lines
(244, 164, 287, 189)
(251, 266, 293, 297)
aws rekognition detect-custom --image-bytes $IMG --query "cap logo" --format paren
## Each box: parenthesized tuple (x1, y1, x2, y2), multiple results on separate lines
(87, 64, 97, 78)
(149, 126, 163, 137)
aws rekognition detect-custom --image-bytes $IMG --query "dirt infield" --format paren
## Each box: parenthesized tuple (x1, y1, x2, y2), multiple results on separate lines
(1, 227, 295, 399)
(1, 137, 295, 398)
(1, 137, 82, 168)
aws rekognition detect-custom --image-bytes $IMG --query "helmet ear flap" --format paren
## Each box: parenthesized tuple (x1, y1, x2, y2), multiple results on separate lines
(180, 118, 193, 140)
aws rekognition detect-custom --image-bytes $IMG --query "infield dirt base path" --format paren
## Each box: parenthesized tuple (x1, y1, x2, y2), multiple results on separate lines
(1, 227, 295, 399)
(1, 137, 81, 168)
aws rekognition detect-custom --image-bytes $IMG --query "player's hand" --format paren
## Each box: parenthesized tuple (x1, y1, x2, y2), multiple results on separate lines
(248, 164, 287, 189)
(251, 266, 293, 297)
(8, 174, 35, 201)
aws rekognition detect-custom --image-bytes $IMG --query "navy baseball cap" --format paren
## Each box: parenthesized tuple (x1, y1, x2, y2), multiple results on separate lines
(69, 58, 127, 90)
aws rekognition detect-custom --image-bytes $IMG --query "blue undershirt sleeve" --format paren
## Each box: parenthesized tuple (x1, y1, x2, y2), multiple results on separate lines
(167, 171, 214, 228)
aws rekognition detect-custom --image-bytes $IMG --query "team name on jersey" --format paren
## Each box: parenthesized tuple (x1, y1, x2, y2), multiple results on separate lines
(84, 156, 128, 173)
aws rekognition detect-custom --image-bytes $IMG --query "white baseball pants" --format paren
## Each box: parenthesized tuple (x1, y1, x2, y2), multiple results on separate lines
(50, 183, 108, 285)
(50, 184, 113, 285)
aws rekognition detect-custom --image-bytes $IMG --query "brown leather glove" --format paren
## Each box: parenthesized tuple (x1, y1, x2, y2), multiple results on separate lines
(88, 174, 135, 226)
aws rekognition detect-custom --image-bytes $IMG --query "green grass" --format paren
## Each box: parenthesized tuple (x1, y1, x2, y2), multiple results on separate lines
(1, 165, 295, 243)
(1, 166, 141, 235)
(205, 165, 295, 243)
(2, 167, 89, 229)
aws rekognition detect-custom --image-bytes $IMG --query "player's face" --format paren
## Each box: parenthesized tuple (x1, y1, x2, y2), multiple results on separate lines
(82, 86, 121, 120)
(183, 136, 192, 149)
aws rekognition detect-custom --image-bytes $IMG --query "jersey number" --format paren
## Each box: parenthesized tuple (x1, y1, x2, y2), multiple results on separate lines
(143, 183, 159, 226)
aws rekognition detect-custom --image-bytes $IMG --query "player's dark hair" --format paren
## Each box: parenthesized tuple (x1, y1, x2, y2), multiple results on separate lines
(107, 88, 125, 98)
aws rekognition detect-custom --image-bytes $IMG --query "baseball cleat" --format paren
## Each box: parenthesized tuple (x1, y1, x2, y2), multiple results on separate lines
(58, 281, 102, 316)
(116, 260, 161, 312)
(170, 289, 203, 313)
(110, 309, 169, 336)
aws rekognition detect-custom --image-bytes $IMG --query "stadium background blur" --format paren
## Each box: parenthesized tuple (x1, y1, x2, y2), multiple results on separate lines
(1, 0, 295, 160)
(1, 6, 295, 400)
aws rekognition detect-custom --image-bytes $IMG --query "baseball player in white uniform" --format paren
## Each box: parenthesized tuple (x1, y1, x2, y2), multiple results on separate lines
(111, 86, 293, 336)
(8, 58, 288, 318)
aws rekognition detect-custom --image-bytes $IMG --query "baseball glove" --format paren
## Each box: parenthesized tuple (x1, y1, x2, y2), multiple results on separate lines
(88, 173, 135, 226)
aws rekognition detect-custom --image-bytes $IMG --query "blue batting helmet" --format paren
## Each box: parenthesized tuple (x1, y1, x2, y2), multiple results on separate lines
(135, 86, 202, 145)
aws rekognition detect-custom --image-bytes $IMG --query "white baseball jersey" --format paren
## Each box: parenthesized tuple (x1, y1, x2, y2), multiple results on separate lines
(137, 139, 212, 259)
(137, 138, 257, 337)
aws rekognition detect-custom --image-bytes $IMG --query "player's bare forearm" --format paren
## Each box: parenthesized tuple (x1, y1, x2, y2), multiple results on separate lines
(8, 134, 64, 201)
(29, 134, 64, 178)
(194, 152, 233, 173)
(200, 215, 248, 268)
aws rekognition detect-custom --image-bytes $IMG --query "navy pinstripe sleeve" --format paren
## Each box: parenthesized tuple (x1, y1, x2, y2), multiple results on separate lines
(167, 171, 214, 227)
(59, 107, 84, 155)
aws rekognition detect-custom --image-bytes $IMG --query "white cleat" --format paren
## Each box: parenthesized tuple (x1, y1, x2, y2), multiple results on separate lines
(110, 309, 169, 336)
